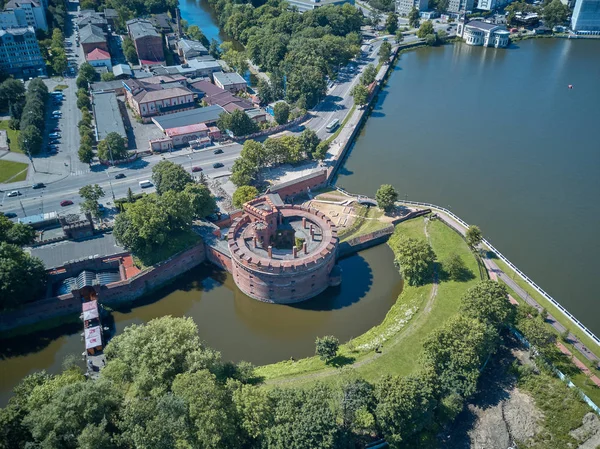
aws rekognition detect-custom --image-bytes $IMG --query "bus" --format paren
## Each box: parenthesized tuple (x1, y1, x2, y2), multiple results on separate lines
(326, 118, 340, 132)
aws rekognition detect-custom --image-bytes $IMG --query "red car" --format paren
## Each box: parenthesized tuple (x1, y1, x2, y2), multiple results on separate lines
(192, 166, 203, 172)
(60, 200, 73, 207)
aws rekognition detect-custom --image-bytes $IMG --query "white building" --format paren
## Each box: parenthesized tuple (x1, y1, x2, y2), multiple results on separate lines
(477, 0, 514, 11)
(396, 0, 428, 16)
(457, 19, 510, 47)
(86, 48, 112, 70)
(447, 0, 475, 13)
(0, 0, 48, 31)
(571, 0, 600, 32)
(0, 27, 45, 76)
(213, 71, 247, 93)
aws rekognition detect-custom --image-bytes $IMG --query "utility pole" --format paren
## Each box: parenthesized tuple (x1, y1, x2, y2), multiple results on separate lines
(19, 200, 26, 216)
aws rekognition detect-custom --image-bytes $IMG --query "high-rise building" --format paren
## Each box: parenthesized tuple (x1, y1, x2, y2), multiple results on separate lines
(571, 0, 600, 32)
(0, 0, 48, 31)
(396, 0, 428, 16)
(447, 0, 475, 13)
(0, 27, 45, 76)
(477, 0, 514, 11)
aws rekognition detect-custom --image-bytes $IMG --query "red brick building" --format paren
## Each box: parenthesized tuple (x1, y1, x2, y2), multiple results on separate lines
(126, 19, 164, 65)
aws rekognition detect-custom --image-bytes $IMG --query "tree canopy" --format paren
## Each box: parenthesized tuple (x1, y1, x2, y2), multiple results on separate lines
(97, 132, 128, 162)
(79, 184, 105, 218)
(151, 160, 193, 195)
(388, 233, 436, 286)
(0, 242, 46, 310)
(465, 225, 483, 250)
(315, 335, 339, 362)
(375, 184, 398, 212)
(460, 280, 515, 330)
(0, 215, 35, 246)
(233, 185, 259, 209)
(217, 110, 259, 137)
(542, 0, 569, 29)
(417, 20, 435, 39)
(273, 101, 290, 125)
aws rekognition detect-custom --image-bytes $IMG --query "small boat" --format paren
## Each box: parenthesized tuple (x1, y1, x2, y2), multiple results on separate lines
(568, 84, 573, 89)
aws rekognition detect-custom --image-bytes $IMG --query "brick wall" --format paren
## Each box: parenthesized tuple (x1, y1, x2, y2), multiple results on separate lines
(206, 247, 233, 273)
(268, 171, 328, 202)
(134, 35, 164, 62)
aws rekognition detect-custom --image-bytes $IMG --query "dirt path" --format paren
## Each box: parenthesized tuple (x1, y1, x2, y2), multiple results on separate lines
(265, 217, 440, 387)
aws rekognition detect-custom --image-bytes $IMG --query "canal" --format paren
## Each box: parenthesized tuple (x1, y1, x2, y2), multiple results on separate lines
(0, 245, 401, 405)
(338, 38, 600, 335)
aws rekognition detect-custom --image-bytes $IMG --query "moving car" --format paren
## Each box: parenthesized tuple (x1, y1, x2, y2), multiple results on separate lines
(32, 183, 45, 189)
(213, 149, 223, 155)
(60, 200, 73, 206)
(213, 162, 224, 169)
(2, 212, 17, 218)
(7, 190, 21, 197)
(139, 180, 153, 188)
(115, 173, 126, 179)
(192, 166, 203, 172)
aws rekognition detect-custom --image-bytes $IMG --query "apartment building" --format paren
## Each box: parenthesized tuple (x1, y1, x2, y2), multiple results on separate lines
(0, 0, 48, 31)
(0, 26, 45, 76)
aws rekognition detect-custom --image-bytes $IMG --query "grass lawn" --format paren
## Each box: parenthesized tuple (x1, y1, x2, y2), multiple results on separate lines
(0, 120, 23, 154)
(255, 216, 482, 384)
(0, 160, 28, 183)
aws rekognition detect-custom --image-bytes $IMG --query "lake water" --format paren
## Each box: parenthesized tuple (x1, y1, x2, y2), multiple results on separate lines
(338, 38, 600, 335)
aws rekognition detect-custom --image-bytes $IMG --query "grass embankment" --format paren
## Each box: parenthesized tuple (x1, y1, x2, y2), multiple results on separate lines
(0, 120, 22, 154)
(0, 160, 28, 183)
(255, 216, 482, 383)
(133, 230, 201, 269)
(338, 204, 389, 243)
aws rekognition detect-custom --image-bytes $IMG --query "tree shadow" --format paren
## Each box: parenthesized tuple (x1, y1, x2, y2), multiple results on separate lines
(328, 354, 356, 368)
(0, 320, 81, 359)
(439, 266, 476, 283)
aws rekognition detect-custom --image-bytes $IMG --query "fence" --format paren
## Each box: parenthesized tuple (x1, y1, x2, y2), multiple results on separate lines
(334, 188, 600, 348)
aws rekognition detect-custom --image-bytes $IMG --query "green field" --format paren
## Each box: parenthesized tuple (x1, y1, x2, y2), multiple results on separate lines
(256, 216, 482, 384)
(0, 120, 22, 154)
(0, 160, 28, 183)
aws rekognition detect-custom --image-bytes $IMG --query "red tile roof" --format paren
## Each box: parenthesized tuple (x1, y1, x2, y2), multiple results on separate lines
(86, 47, 110, 61)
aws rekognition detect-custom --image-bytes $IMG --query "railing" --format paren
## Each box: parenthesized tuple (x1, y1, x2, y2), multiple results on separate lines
(334, 187, 600, 347)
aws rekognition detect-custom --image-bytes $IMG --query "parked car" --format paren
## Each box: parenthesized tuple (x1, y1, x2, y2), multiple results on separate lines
(52, 127, 60, 132)
(213, 149, 223, 154)
(60, 200, 73, 206)
(49, 132, 61, 138)
(213, 162, 224, 169)
(192, 166, 203, 172)
(48, 144, 59, 150)
(52, 110, 62, 115)
(115, 173, 126, 179)
(32, 183, 45, 189)
(2, 212, 17, 218)
(7, 190, 21, 197)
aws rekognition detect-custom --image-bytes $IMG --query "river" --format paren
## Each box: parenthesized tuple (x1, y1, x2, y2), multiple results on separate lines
(338, 38, 600, 335)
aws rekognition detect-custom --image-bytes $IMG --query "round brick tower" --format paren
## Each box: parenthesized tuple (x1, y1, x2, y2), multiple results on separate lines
(227, 194, 340, 304)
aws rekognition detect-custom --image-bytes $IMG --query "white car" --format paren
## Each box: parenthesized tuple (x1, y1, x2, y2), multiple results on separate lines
(7, 190, 20, 197)
(52, 110, 62, 115)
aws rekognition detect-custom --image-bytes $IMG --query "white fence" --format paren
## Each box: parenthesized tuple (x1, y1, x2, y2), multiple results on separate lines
(335, 187, 600, 348)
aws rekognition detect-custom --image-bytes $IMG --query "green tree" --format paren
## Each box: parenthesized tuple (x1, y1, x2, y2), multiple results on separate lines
(395, 30, 404, 44)
(101, 72, 116, 81)
(465, 225, 483, 250)
(78, 144, 94, 164)
(425, 34, 437, 46)
(298, 128, 321, 158)
(18, 124, 43, 155)
(79, 184, 105, 218)
(543, 0, 569, 29)
(122, 37, 139, 64)
(385, 12, 399, 34)
(209, 38, 221, 59)
(315, 335, 339, 362)
(5, 223, 36, 246)
(217, 110, 259, 137)
(231, 158, 259, 187)
(443, 253, 469, 281)
(186, 24, 210, 47)
(77, 418, 115, 449)
(517, 315, 556, 350)
(388, 234, 436, 286)
(351, 83, 369, 108)
(408, 6, 420, 28)
(340, 379, 375, 434)
(0, 242, 46, 310)
(52, 49, 68, 74)
(152, 160, 193, 195)
(79, 62, 97, 84)
(233, 185, 259, 209)
(0, 77, 25, 106)
(273, 101, 290, 125)
(285, 64, 327, 109)
(97, 132, 128, 162)
(181, 183, 216, 218)
(437, 29, 448, 44)
(231, 381, 273, 444)
(76, 89, 91, 109)
(460, 281, 514, 330)
(375, 184, 398, 212)
(378, 41, 392, 64)
(314, 141, 329, 161)
(360, 64, 378, 86)
(417, 20, 435, 38)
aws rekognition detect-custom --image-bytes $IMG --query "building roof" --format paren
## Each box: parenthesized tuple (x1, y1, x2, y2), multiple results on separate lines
(152, 105, 226, 130)
(191, 79, 225, 96)
(77, 11, 107, 28)
(268, 169, 327, 193)
(134, 86, 191, 104)
(86, 47, 110, 61)
(5, 0, 41, 8)
(466, 20, 499, 31)
(150, 13, 171, 31)
(90, 79, 125, 92)
(213, 71, 247, 88)
(0, 26, 35, 38)
(178, 38, 208, 56)
(204, 90, 254, 111)
(104, 8, 117, 19)
(91, 91, 126, 141)
(79, 24, 106, 44)
(127, 18, 160, 40)
(165, 122, 208, 137)
(112, 63, 132, 77)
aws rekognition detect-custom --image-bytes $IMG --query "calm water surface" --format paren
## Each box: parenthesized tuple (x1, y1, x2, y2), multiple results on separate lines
(338, 39, 600, 334)
(0, 245, 401, 405)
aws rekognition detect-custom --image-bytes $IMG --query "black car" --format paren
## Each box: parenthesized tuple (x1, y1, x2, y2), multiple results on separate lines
(213, 149, 224, 154)
(32, 183, 46, 189)
(213, 162, 224, 169)
(2, 212, 17, 218)
(115, 173, 126, 179)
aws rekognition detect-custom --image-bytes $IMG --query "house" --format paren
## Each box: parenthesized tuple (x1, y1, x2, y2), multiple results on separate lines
(456, 20, 510, 47)
(90, 79, 126, 95)
(127, 18, 164, 65)
(177, 38, 209, 62)
(77, 10, 108, 31)
(0, 0, 48, 31)
(150, 105, 225, 148)
(0, 27, 45, 76)
(213, 71, 247, 93)
(150, 13, 172, 33)
(152, 104, 226, 131)
(151, 56, 222, 79)
(112, 63, 132, 79)
(86, 47, 112, 70)
(79, 24, 108, 55)
(123, 76, 194, 119)
(203, 90, 255, 112)
(91, 91, 127, 142)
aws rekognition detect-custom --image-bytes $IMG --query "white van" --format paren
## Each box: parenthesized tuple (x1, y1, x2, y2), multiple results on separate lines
(139, 180, 153, 189)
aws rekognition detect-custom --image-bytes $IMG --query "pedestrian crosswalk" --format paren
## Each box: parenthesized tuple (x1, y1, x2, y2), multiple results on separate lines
(70, 169, 91, 176)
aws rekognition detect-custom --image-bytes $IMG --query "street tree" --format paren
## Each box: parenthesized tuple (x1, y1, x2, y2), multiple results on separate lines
(395, 30, 404, 44)
(273, 101, 290, 125)
(97, 132, 128, 162)
(360, 64, 377, 86)
(78, 62, 97, 84)
(18, 125, 43, 155)
(378, 41, 392, 64)
(388, 234, 436, 286)
(217, 110, 259, 137)
(315, 335, 339, 362)
(408, 7, 420, 28)
(78, 145, 94, 164)
(465, 225, 483, 250)
(417, 20, 435, 38)
(231, 158, 259, 187)
(314, 141, 329, 161)
(79, 184, 105, 218)
(233, 185, 259, 209)
(371, 10, 383, 30)
(152, 160, 193, 195)
(351, 84, 369, 108)
(543, 0, 569, 29)
(375, 184, 398, 212)
(385, 12, 399, 34)
(0, 242, 46, 310)
(298, 128, 320, 158)
(182, 183, 216, 218)
(460, 280, 514, 329)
